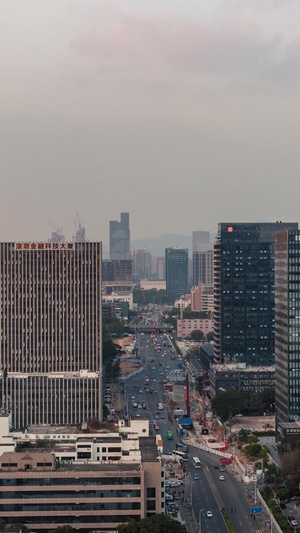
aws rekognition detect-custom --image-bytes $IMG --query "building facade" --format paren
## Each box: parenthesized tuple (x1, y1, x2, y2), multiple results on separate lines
(214, 222, 298, 365)
(209, 363, 275, 398)
(102, 259, 133, 310)
(140, 280, 166, 291)
(0, 242, 102, 428)
(0, 416, 163, 532)
(275, 230, 300, 426)
(190, 283, 214, 314)
(132, 249, 152, 281)
(109, 212, 130, 259)
(177, 318, 213, 339)
(192, 231, 212, 253)
(165, 248, 188, 301)
(193, 250, 214, 287)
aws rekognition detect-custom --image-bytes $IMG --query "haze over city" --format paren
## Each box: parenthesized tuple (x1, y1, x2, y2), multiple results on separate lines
(1, 0, 300, 241)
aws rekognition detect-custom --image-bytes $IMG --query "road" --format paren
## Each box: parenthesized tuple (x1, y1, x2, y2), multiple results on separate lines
(123, 333, 262, 533)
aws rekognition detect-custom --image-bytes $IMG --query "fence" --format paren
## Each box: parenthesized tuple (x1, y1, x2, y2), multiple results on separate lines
(256, 490, 283, 533)
(119, 367, 144, 381)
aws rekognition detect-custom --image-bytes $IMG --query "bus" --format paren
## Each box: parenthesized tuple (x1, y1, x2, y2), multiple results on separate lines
(133, 403, 138, 410)
(167, 431, 173, 440)
(192, 457, 202, 468)
(158, 403, 164, 411)
(172, 450, 188, 461)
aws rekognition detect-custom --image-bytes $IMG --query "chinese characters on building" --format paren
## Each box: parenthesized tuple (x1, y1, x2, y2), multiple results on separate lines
(14, 242, 75, 251)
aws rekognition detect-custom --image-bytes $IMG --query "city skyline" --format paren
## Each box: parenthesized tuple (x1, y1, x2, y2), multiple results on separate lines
(1, 1, 300, 241)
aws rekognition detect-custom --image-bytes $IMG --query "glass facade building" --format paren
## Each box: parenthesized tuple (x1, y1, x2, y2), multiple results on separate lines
(275, 230, 300, 424)
(109, 212, 130, 259)
(165, 248, 188, 301)
(214, 222, 298, 365)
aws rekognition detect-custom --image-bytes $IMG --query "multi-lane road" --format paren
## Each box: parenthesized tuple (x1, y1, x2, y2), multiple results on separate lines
(122, 333, 262, 533)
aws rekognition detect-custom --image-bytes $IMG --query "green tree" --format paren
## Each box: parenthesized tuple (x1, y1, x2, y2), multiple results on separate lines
(118, 514, 186, 533)
(264, 463, 282, 485)
(212, 390, 244, 422)
(238, 429, 249, 443)
(50, 527, 75, 533)
(245, 443, 262, 458)
(190, 329, 204, 341)
(206, 331, 214, 342)
(10, 524, 28, 533)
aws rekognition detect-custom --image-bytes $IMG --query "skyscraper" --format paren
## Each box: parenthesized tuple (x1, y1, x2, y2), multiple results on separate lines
(132, 249, 152, 281)
(275, 230, 300, 424)
(109, 212, 130, 259)
(214, 222, 298, 366)
(193, 250, 214, 286)
(192, 231, 212, 253)
(165, 248, 188, 301)
(0, 241, 102, 429)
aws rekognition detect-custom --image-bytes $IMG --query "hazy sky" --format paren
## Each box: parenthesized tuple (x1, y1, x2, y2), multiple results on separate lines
(1, 0, 300, 243)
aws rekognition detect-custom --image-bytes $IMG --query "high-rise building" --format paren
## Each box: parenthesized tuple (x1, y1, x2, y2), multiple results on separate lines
(192, 231, 212, 253)
(0, 241, 102, 429)
(132, 249, 152, 281)
(102, 259, 133, 309)
(109, 212, 130, 259)
(214, 222, 298, 366)
(193, 250, 214, 286)
(151, 256, 165, 280)
(275, 230, 300, 425)
(165, 247, 188, 301)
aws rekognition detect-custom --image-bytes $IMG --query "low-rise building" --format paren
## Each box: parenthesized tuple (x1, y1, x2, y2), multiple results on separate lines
(174, 296, 191, 310)
(209, 363, 275, 398)
(139, 280, 166, 291)
(0, 414, 163, 532)
(177, 318, 213, 339)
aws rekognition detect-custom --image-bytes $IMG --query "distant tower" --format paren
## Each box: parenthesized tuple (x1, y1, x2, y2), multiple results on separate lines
(48, 222, 65, 243)
(165, 248, 188, 301)
(109, 212, 130, 259)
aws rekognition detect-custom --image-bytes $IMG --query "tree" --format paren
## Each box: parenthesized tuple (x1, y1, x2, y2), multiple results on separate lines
(245, 443, 262, 458)
(206, 331, 214, 342)
(118, 514, 186, 533)
(50, 527, 75, 533)
(212, 390, 244, 422)
(264, 463, 282, 485)
(190, 329, 204, 341)
(10, 524, 28, 533)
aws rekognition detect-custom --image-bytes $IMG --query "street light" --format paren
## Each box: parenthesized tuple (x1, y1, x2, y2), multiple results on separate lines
(198, 509, 205, 533)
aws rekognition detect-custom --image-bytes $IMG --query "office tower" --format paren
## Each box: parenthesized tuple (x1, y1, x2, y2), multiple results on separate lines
(109, 212, 130, 259)
(193, 250, 214, 286)
(192, 230, 212, 253)
(132, 249, 152, 281)
(214, 222, 298, 366)
(0, 241, 102, 429)
(151, 256, 165, 280)
(102, 259, 133, 309)
(275, 230, 300, 425)
(165, 247, 188, 301)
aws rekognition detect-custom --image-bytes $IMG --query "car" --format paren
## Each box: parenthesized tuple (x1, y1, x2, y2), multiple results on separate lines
(291, 518, 298, 526)
(153, 379, 156, 382)
(142, 403, 146, 409)
(134, 385, 137, 388)
(214, 465, 219, 469)
(139, 389, 143, 394)
(206, 511, 212, 518)
(279, 503, 286, 509)
(194, 474, 199, 480)
(219, 476, 225, 481)
(131, 396, 135, 400)
(164, 480, 171, 486)
(145, 388, 149, 392)
(219, 467, 225, 472)
(137, 404, 142, 409)
(165, 449, 173, 455)
(171, 481, 180, 488)
(161, 414, 165, 419)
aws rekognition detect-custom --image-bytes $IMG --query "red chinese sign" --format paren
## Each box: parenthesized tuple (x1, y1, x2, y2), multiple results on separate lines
(14, 242, 74, 251)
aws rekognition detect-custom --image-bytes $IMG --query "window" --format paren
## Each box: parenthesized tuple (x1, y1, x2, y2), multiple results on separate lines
(147, 500, 156, 511)
(147, 488, 156, 498)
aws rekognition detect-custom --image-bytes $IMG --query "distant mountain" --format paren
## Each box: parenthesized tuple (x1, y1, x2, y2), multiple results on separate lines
(131, 233, 193, 257)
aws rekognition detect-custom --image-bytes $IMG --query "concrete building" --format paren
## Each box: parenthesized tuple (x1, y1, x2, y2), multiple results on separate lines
(190, 282, 214, 314)
(192, 231, 212, 253)
(275, 230, 300, 447)
(0, 415, 163, 532)
(174, 295, 191, 311)
(0, 242, 102, 429)
(165, 248, 188, 301)
(177, 318, 213, 339)
(102, 259, 133, 310)
(209, 363, 275, 398)
(151, 256, 165, 280)
(214, 222, 298, 365)
(110, 212, 130, 259)
(132, 249, 152, 281)
(193, 250, 214, 287)
(140, 280, 166, 291)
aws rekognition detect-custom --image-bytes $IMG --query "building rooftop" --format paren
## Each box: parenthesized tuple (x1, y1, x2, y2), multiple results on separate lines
(59, 462, 141, 472)
(139, 437, 159, 462)
(211, 364, 275, 373)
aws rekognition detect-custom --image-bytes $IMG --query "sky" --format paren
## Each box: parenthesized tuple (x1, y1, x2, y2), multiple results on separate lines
(1, 0, 300, 243)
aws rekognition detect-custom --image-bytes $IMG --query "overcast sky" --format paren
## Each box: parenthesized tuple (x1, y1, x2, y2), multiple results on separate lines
(1, 0, 300, 243)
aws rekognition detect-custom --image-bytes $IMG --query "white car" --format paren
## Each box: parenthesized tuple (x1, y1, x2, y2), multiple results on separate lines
(207, 511, 212, 518)
(219, 475, 225, 481)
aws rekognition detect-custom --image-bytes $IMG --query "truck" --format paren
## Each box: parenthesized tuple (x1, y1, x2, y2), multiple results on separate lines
(173, 409, 185, 417)
(167, 430, 173, 440)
